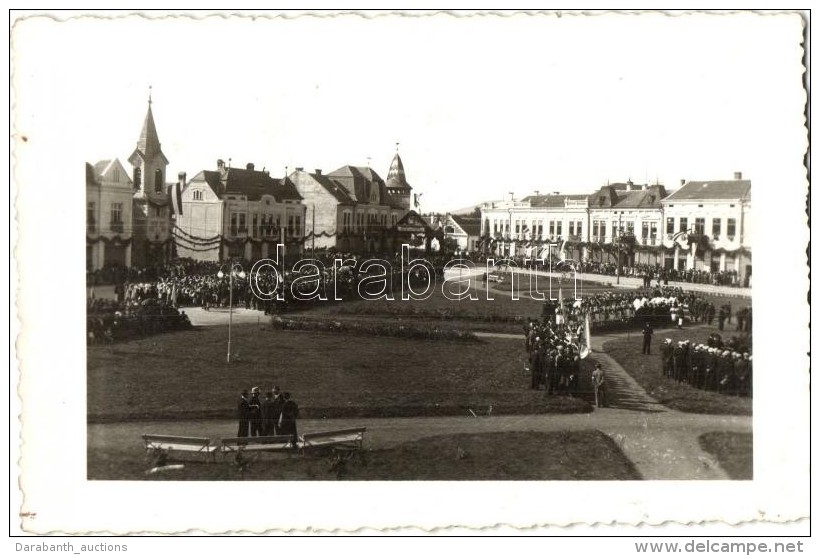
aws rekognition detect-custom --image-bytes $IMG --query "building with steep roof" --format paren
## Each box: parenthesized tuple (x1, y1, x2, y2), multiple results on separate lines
(661, 172, 752, 284)
(289, 154, 412, 254)
(127, 95, 173, 267)
(173, 160, 306, 261)
(86, 158, 134, 270)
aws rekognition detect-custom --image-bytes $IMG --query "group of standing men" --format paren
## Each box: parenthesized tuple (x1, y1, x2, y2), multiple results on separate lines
(660, 338, 752, 397)
(237, 386, 300, 443)
(524, 320, 583, 396)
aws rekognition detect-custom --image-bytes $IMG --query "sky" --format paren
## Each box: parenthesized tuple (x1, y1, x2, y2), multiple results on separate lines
(13, 11, 806, 212)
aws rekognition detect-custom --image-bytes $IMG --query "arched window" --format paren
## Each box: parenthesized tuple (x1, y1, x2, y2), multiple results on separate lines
(154, 169, 163, 193)
(193, 190, 203, 201)
(133, 167, 141, 189)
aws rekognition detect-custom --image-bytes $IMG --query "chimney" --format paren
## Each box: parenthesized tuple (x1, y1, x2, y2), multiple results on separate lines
(552, 191, 560, 195)
(178, 172, 187, 187)
(315, 169, 322, 176)
(246, 163, 255, 171)
(734, 171, 742, 180)
(295, 167, 304, 172)
(217, 159, 225, 171)
(680, 178, 686, 186)
(534, 190, 540, 196)
(626, 179, 633, 191)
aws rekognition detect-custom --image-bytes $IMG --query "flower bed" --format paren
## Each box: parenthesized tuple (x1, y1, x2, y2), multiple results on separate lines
(271, 315, 480, 342)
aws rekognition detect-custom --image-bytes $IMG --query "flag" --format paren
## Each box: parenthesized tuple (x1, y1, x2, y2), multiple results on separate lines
(168, 181, 183, 217)
(559, 239, 567, 261)
(579, 314, 592, 359)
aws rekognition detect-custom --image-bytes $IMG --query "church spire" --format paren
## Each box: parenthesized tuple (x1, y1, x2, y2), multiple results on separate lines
(130, 88, 168, 166)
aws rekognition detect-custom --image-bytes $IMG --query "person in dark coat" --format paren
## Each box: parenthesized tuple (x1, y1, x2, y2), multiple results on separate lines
(270, 386, 285, 435)
(278, 392, 299, 445)
(237, 390, 251, 441)
(249, 386, 263, 437)
(642, 323, 654, 355)
(260, 391, 276, 436)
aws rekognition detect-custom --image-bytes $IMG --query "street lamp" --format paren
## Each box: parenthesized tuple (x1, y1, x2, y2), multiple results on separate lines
(217, 262, 246, 363)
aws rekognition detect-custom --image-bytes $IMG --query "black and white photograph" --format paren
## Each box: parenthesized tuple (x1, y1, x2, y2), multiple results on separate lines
(11, 9, 810, 537)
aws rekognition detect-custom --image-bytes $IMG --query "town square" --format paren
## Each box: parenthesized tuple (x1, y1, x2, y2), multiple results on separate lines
(12, 10, 809, 535)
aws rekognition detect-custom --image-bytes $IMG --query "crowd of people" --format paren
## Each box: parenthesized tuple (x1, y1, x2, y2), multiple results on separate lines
(237, 386, 300, 444)
(660, 333, 753, 397)
(523, 319, 585, 396)
(86, 297, 191, 344)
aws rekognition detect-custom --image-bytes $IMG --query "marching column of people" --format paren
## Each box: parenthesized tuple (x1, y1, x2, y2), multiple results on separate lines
(524, 319, 584, 397)
(659, 335, 752, 397)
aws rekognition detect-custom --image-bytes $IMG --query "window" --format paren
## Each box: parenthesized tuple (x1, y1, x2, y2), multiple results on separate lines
(556, 221, 562, 236)
(87, 202, 96, 232)
(110, 203, 123, 232)
(694, 217, 705, 235)
(625, 221, 634, 235)
(252, 214, 258, 237)
(611, 223, 619, 240)
(133, 167, 141, 188)
(515, 220, 521, 235)
(641, 222, 650, 238)
(650, 222, 658, 239)
(679, 217, 688, 233)
(193, 190, 203, 201)
(154, 169, 163, 193)
(549, 221, 555, 237)
(666, 217, 675, 235)
(238, 213, 247, 234)
(576, 221, 583, 237)
(569, 222, 575, 236)
(712, 218, 721, 238)
(231, 213, 238, 236)
(392, 214, 398, 226)
(727, 218, 737, 239)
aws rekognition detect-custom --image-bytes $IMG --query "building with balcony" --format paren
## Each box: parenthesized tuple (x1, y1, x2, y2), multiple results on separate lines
(86, 159, 134, 270)
(587, 181, 667, 267)
(661, 172, 752, 285)
(173, 160, 306, 261)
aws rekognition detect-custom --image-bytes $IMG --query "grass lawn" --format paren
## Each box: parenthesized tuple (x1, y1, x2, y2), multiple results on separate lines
(698, 432, 753, 480)
(88, 324, 590, 421)
(602, 327, 752, 415)
(89, 430, 640, 480)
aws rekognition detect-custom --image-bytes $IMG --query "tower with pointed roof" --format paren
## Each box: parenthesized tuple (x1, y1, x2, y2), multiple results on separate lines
(128, 90, 172, 266)
(385, 146, 413, 211)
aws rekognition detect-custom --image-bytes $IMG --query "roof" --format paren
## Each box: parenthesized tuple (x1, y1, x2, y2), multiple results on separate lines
(129, 101, 169, 165)
(86, 162, 99, 186)
(612, 185, 667, 209)
(522, 193, 588, 208)
(450, 214, 482, 236)
(327, 165, 386, 204)
(386, 152, 412, 191)
(309, 172, 354, 203)
(93, 160, 113, 177)
(190, 167, 303, 202)
(663, 180, 751, 202)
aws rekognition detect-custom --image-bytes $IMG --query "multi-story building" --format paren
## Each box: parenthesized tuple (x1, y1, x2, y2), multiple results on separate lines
(586, 181, 667, 266)
(127, 96, 173, 267)
(289, 152, 412, 254)
(85, 159, 134, 270)
(661, 172, 752, 285)
(173, 160, 306, 261)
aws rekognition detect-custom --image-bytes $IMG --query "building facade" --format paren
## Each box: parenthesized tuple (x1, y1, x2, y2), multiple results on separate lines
(173, 160, 306, 261)
(661, 172, 752, 285)
(289, 152, 412, 254)
(86, 159, 134, 270)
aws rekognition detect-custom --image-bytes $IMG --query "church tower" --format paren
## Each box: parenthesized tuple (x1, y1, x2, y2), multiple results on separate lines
(385, 145, 413, 211)
(128, 90, 172, 266)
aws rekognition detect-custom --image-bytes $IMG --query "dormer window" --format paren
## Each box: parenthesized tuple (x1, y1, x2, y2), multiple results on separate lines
(193, 190, 203, 201)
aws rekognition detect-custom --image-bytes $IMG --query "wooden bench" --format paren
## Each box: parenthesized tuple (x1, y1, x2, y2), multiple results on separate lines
(300, 427, 367, 454)
(142, 434, 217, 463)
(219, 435, 298, 457)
